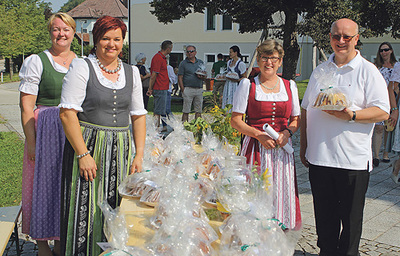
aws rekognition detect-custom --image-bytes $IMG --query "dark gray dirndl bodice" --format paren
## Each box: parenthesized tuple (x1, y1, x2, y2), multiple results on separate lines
(78, 59, 133, 127)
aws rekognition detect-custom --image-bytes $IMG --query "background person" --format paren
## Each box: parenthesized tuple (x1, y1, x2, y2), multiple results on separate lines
(167, 63, 177, 119)
(371, 42, 397, 167)
(178, 45, 206, 122)
(222, 45, 246, 109)
(300, 18, 389, 256)
(59, 16, 146, 256)
(211, 53, 227, 105)
(19, 12, 76, 256)
(388, 57, 400, 184)
(230, 39, 302, 231)
(147, 40, 173, 130)
(135, 53, 151, 109)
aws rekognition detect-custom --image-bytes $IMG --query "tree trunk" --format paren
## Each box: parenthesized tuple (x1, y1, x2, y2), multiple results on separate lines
(282, 10, 300, 81)
(8, 57, 13, 79)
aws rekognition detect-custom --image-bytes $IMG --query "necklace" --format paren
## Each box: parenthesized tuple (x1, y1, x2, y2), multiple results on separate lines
(260, 78, 279, 90)
(49, 48, 71, 65)
(96, 57, 122, 74)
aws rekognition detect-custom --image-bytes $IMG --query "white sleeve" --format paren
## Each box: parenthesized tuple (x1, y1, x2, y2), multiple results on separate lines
(232, 78, 251, 113)
(130, 66, 148, 116)
(290, 80, 301, 116)
(58, 58, 89, 112)
(238, 61, 247, 75)
(18, 54, 43, 95)
(168, 65, 178, 84)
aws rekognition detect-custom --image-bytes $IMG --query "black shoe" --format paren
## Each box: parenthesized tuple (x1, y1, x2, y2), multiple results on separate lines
(382, 158, 390, 163)
(373, 158, 380, 167)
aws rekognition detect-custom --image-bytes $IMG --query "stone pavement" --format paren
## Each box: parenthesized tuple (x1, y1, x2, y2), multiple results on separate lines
(1, 81, 400, 255)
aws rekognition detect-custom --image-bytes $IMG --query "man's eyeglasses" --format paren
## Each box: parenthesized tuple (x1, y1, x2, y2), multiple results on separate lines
(186, 50, 196, 53)
(379, 48, 391, 53)
(331, 34, 357, 42)
(260, 56, 280, 63)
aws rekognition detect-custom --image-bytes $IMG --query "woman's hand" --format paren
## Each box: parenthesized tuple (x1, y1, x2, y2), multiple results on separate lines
(256, 133, 276, 150)
(276, 130, 290, 147)
(78, 155, 97, 182)
(27, 141, 36, 161)
(130, 156, 143, 174)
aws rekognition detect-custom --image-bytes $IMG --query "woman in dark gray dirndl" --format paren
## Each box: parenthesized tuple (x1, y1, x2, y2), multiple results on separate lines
(59, 16, 147, 256)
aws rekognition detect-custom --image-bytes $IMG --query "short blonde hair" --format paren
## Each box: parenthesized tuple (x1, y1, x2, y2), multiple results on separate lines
(256, 39, 284, 59)
(48, 12, 76, 33)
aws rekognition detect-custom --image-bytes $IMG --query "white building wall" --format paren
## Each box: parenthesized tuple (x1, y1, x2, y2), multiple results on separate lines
(129, 1, 400, 81)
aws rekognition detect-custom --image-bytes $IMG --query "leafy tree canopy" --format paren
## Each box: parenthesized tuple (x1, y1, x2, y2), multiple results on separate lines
(0, 0, 50, 59)
(59, 0, 85, 13)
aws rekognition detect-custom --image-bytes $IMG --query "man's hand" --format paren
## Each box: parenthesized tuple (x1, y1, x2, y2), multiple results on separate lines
(323, 108, 353, 121)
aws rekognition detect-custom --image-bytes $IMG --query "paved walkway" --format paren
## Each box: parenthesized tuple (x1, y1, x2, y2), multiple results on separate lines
(1, 81, 399, 255)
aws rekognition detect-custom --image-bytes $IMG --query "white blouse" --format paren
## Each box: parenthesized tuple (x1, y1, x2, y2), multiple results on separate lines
(232, 76, 301, 116)
(19, 50, 70, 95)
(59, 54, 147, 116)
(389, 62, 400, 83)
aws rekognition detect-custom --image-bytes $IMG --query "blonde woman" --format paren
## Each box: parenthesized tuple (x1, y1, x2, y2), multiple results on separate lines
(19, 13, 76, 256)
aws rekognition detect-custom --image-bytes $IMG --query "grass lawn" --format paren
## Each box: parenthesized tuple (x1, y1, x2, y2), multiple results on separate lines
(0, 72, 20, 84)
(0, 132, 24, 207)
(146, 80, 308, 115)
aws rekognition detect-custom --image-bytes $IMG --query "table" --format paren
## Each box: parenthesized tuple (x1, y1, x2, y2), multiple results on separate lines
(100, 197, 222, 255)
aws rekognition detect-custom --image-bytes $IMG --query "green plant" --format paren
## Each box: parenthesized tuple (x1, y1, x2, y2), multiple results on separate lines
(183, 116, 210, 144)
(183, 104, 241, 148)
(208, 104, 241, 147)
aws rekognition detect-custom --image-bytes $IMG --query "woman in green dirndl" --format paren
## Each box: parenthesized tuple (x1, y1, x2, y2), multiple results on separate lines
(59, 16, 147, 256)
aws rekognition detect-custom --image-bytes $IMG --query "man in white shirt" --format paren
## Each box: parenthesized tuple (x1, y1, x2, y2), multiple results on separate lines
(300, 18, 390, 256)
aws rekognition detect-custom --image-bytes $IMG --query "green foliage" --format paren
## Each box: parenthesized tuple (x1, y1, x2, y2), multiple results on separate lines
(0, 132, 24, 207)
(0, 0, 50, 59)
(59, 0, 85, 13)
(0, 72, 20, 84)
(183, 104, 241, 147)
(121, 44, 130, 63)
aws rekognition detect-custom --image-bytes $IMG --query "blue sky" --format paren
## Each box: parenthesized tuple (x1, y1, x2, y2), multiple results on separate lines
(46, 0, 69, 12)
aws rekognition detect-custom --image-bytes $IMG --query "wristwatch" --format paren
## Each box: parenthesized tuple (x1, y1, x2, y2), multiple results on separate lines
(284, 127, 293, 137)
(349, 110, 356, 123)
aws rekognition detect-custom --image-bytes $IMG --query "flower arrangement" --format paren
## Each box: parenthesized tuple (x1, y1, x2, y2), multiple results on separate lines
(183, 104, 242, 148)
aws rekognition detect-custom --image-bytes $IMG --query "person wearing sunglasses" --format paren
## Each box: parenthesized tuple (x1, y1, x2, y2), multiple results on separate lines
(178, 45, 206, 122)
(231, 39, 302, 232)
(371, 43, 397, 167)
(301, 18, 390, 256)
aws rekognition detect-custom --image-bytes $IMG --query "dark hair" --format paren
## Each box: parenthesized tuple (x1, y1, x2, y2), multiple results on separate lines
(374, 42, 397, 68)
(161, 40, 173, 51)
(217, 53, 223, 59)
(90, 16, 127, 55)
(230, 45, 242, 58)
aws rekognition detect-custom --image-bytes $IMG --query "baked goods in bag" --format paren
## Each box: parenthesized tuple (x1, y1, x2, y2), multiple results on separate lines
(313, 89, 349, 110)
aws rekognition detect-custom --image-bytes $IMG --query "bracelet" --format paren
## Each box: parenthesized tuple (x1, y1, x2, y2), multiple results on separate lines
(391, 107, 398, 111)
(76, 150, 90, 159)
(284, 127, 293, 137)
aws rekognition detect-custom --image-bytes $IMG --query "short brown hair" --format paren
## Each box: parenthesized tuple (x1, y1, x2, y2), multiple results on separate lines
(256, 39, 284, 59)
(48, 12, 76, 33)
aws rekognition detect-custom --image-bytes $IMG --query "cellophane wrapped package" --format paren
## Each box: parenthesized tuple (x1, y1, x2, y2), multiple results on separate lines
(312, 64, 349, 110)
(216, 159, 294, 255)
(99, 201, 151, 255)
